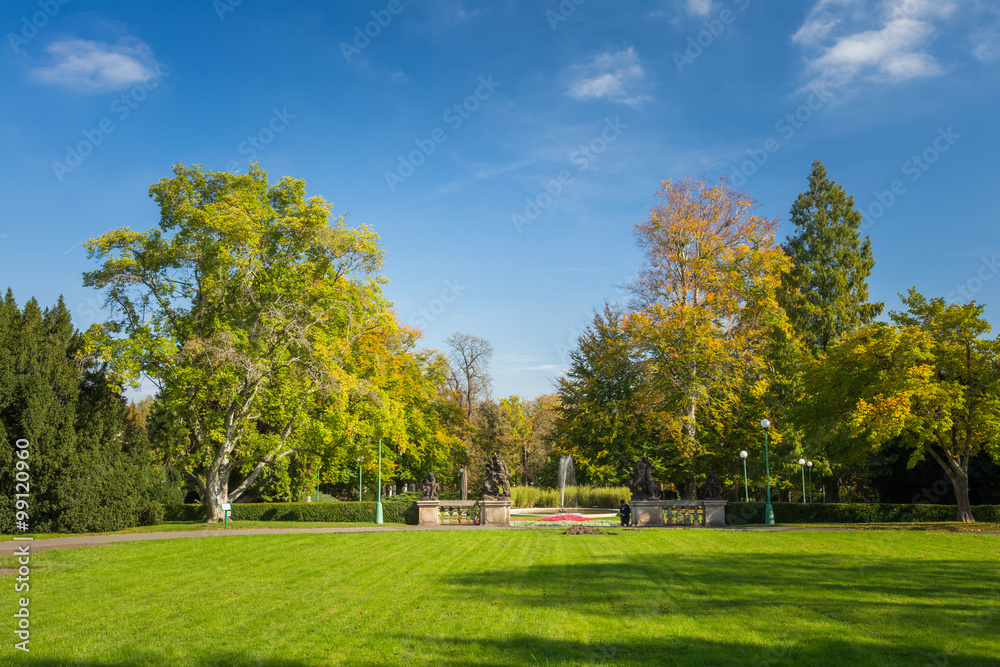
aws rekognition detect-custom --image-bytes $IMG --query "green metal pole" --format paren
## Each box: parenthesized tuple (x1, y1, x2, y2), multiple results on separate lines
(742, 458, 749, 502)
(763, 426, 775, 525)
(808, 466, 813, 503)
(800, 464, 806, 503)
(358, 460, 362, 502)
(375, 438, 384, 524)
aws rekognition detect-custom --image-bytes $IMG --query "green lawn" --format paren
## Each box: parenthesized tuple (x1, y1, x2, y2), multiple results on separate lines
(0, 520, 406, 541)
(3, 528, 998, 666)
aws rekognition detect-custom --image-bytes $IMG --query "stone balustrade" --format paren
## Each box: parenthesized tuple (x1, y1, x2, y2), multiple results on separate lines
(418, 499, 511, 527)
(633, 499, 727, 527)
(438, 500, 481, 525)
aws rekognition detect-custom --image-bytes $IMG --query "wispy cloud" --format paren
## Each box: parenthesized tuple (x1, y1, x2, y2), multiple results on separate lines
(564, 47, 651, 107)
(29, 37, 161, 93)
(510, 364, 562, 372)
(685, 0, 713, 17)
(793, 0, 957, 89)
(971, 26, 1000, 61)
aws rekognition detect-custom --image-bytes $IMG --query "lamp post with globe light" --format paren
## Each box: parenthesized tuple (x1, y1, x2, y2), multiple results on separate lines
(740, 450, 749, 502)
(798, 459, 807, 503)
(357, 457, 363, 502)
(762, 419, 774, 525)
(807, 461, 814, 503)
(375, 438, 383, 525)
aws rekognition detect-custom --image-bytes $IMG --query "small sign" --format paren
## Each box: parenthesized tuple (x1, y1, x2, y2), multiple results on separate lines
(221, 503, 232, 511)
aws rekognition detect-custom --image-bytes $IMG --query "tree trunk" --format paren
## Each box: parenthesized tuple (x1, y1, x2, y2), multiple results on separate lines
(522, 443, 528, 486)
(926, 447, 975, 523)
(953, 473, 975, 523)
(681, 471, 696, 500)
(204, 464, 231, 523)
(681, 396, 697, 500)
(825, 478, 840, 503)
(727, 459, 740, 501)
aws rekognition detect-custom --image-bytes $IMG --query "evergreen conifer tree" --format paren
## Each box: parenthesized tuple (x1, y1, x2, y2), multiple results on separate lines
(779, 160, 883, 355)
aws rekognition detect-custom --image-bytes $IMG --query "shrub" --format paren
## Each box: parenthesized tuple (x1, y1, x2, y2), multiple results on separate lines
(511, 486, 541, 508)
(163, 501, 419, 524)
(725, 502, 1000, 525)
(539, 489, 561, 507)
(511, 485, 632, 508)
(575, 486, 631, 509)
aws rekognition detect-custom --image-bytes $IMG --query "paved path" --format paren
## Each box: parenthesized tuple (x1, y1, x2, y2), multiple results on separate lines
(2, 523, 995, 556)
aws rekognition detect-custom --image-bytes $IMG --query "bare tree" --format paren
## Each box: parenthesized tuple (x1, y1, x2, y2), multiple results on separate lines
(445, 332, 494, 420)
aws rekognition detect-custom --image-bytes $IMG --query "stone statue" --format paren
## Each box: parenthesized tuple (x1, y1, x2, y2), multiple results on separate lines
(420, 472, 439, 501)
(627, 455, 660, 501)
(482, 454, 511, 500)
(702, 470, 723, 500)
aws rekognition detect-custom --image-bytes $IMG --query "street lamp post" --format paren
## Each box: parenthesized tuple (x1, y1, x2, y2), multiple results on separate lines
(807, 461, 813, 503)
(762, 419, 774, 525)
(739, 450, 749, 502)
(798, 458, 807, 503)
(375, 438, 384, 525)
(314, 462, 322, 504)
(357, 457, 363, 502)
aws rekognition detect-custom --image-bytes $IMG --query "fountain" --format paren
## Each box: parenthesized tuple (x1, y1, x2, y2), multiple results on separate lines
(557, 455, 576, 508)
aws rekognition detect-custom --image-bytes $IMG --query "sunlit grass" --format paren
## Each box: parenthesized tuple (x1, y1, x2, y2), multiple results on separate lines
(0, 520, 406, 541)
(3, 528, 998, 665)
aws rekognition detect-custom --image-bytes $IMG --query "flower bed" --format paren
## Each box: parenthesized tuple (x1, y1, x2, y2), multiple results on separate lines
(538, 514, 592, 522)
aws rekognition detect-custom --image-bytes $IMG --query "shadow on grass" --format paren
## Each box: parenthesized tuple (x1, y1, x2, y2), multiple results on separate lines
(19, 657, 314, 667)
(375, 634, 1000, 667)
(433, 552, 999, 664)
(15, 638, 998, 667)
(444, 551, 999, 614)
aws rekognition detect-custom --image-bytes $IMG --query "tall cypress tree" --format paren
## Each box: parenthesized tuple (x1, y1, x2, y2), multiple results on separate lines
(779, 160, 883, 355)
(780, 162, 883, 503)
(0, 291, 165, 533)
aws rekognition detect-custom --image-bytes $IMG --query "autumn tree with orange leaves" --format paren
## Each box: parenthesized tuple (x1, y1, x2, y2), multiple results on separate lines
(626, 177, 791, 498)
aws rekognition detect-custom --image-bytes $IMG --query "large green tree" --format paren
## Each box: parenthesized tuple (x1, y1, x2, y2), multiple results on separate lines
(498, 393, 559, 486)
(802, 289, 1000, 521)
(83, 163, 395, 522)
(552, 305, 658, 487)
(779, 160, 883, 354)
(626, 177, 790, 498)
(779, 160, 884, 501)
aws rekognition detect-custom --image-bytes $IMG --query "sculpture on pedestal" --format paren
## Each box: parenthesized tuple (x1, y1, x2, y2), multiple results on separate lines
(627, 455, 660, 501)
(420, 471, 440, 501)
(482, 454, 511, 500)
(701, 470, 723, 500)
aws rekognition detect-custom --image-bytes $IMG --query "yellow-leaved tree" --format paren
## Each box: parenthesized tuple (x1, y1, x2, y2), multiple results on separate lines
(626, 177, 791, 498)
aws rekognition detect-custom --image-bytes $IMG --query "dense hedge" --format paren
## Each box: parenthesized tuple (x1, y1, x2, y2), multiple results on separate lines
(511, 485, 632, 509)
(726, 502, 1000, 525)
(164, 501, 419, 525)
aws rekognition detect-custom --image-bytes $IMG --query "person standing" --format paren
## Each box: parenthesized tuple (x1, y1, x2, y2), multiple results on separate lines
(618, 499, 631, 527)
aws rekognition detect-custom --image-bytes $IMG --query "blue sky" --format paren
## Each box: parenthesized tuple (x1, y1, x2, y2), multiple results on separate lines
(2, 0, 999, 401)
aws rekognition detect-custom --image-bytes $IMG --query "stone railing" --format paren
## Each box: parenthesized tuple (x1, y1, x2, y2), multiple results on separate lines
(662, 501, 705, 526)
(438, 500, 481, 525)
(632, 499, 727, 527)
(417, 499, 511, 527)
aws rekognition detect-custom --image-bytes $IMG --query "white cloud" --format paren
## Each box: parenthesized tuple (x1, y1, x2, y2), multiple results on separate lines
(510, 364, 561, 372)
(794, 0, 958, 88)
(29, 37, 161, 93)
(971, 26, 1000, 61)
(564, 48, 651, 107)
(686, 0, 713, 17)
